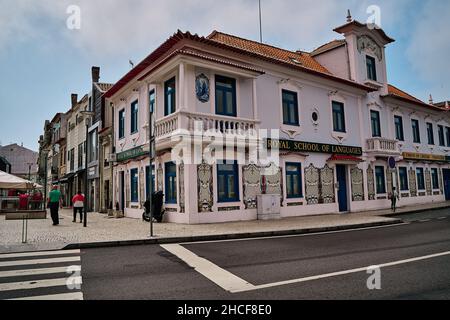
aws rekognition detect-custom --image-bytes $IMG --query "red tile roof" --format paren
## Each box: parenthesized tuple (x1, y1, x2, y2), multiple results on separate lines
(385, 85, 445, 111)
(207, 31, 331, 74)
(311, 39, 346, 56)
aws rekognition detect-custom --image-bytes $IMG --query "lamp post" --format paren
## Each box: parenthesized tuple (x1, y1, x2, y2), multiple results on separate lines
(81, 111, 95, 228)
(149, 95, 154, 238)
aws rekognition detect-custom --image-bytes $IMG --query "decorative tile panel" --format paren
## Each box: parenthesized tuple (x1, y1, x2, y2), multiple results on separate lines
(179, 162, 185, 213)
(198, 161, 213, 212)
(305, 164, 320, 205)
(320, 165, 335, 204)
(425, 168, 432, 196)
(367, 165, 375, 200)
(242, 163, 261, 209)
(351, 167, 365, 202)
(409, 168, 417, 197)
(157, 164, 163, 192)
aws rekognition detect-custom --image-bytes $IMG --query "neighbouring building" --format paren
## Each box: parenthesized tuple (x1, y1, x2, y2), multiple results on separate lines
(104, 16, 450, 224)
(0, 143, 39, 182)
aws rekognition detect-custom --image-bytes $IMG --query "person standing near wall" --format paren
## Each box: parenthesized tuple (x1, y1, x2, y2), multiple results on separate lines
(47, 185, 62, 226)
(72, 191, 85, 223)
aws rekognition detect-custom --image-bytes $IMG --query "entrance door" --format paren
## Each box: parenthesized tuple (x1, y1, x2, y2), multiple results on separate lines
(443, 169, 450, 201)
(120, 172, 125, 213)
(336, 165, 348, 212)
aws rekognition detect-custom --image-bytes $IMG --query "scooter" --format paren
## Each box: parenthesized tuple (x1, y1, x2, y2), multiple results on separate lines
(143, 191, 165, 223)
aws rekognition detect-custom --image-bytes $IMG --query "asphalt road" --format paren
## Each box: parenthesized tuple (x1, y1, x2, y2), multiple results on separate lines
(78, 208, 450, 300)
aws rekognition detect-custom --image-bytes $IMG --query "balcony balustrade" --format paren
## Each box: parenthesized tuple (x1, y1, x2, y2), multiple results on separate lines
(366, 138, 400, 155)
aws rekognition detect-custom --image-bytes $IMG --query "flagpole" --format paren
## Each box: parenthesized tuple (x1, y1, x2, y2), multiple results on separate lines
(259, 0, 263, 43)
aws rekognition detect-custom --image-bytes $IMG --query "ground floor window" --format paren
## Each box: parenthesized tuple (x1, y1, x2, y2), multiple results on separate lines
(217, 161, 239, 202)
(375, 166, 386, 194)
(431, 168, 439, 190)
(416, 168, 425, 190)
(286, 162, 303, 198)
(399, 167, 409, 191)
(130, 168, 139, 203)
(165, 162, 177, 204)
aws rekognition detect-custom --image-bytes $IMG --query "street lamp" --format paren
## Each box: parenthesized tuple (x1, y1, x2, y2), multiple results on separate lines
(81, 110, 95, 228)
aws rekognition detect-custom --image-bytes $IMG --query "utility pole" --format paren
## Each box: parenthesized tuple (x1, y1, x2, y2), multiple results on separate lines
(84, 119, 89, 228)
(259, 0, 263, 43)
(149, 92, 154, 238)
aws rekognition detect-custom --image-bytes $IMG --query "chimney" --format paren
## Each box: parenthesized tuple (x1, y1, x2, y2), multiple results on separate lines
(346, 9, 352, 23)
(71, 94, 78, 108)
(429, 94, 434, 105)
(92, 66, 100, 83)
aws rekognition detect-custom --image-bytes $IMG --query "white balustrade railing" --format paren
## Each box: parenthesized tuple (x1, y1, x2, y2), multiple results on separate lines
(366, 138, 399, 153)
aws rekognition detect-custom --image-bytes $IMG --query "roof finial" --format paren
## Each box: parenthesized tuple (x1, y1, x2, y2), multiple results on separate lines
(346, 9, 352, 23)
(429, 94, 434, 104)
(445, 101, 449, 109)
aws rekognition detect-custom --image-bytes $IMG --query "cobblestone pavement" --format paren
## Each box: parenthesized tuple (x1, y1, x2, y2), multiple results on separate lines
(0, 202, 448, 253)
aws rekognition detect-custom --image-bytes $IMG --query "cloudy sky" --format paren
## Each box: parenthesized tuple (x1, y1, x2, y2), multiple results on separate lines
(0, 0, 449, 151)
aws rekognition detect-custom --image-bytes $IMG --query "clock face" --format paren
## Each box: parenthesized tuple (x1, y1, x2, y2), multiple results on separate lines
(195, 74, 210, 103)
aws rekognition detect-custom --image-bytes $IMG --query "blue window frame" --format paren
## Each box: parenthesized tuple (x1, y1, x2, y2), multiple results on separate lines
(286, 163, 303, 198)
(412, 119, 420, 143)
(416, 168, 425, 190)
(165, 162, 177, 204)
(217, 161, 239, 203)
(282, 90, 299, 126)
(131, 100, 139, 134)
(446, 127, 450, 147)
(371, 110, 381, 137)
(366, 55, 377, 81)
(375, 166, 386, 194)
(394, 116, 404, 141)
(149, 90, 155, 113)
(332, 101, 346, 133)
(427, 122, 434, 145)
(399, 167, 409, 191)
(164, 77, 176, 116)
(431, 168, 439, 190)
(145, 165, 155, 199)
(215, 75, 237, 117)
(438, 125, 445, 147)
(130, 168, 139, 203)
(118, 109, 125, 139)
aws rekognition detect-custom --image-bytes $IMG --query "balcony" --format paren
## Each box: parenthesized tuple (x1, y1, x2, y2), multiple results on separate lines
(366, 138, 400, 156)
(154, 111, 260, 143)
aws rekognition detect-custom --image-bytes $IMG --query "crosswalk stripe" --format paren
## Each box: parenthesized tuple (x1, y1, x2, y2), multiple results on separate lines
(0, 266, 81, 278)
(8, 292, 84, 301)
(0, 276, 82, 292)
(0, 256, 80, 268)
(0, 250, 80, 260)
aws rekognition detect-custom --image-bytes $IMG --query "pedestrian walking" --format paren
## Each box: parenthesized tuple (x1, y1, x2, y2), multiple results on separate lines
(391, 187, 399, 212)
(47, 185, 62, 226)
(72, 191, 85, 223)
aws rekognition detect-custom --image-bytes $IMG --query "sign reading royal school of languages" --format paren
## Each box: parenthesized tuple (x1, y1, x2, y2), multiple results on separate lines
(266, 139, 363, 156)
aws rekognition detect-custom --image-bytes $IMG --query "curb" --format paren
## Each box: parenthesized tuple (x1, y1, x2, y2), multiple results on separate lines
(63, 218, 404, 251)
(379, 204, 450, 218)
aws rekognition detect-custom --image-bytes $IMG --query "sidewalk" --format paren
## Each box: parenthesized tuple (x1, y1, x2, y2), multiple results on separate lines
(0, 202, 448, 253)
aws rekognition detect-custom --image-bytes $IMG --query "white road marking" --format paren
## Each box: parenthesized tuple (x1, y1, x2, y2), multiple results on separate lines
(438, 217, 448, 220)
(163, 243, 450, 294)
(0, 276, 82, 292)
(0, 266, 81, 278)
(0, 256, 80, 268)
(237, 250, 450, 293)
(0, 250, 80, 260)
(161, 244, 255, 293)
(179, 222, 410, 245)
(8, 292, 84, 301)
(419, 219, 431, 223)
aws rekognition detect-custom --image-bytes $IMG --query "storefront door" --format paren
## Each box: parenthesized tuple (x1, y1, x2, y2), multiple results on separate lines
(336, 165, 348, 212)
(443, 169, 450, 201)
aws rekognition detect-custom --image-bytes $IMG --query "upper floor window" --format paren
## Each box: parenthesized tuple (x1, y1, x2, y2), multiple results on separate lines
(131, 100, 139, 134)
(164, 77, 176, 116)
(366, 55, 377, 82)
(399, 167, 409, 191)
(438, 125, 445, 147)
(165, 162, 177, 204)
(412, 119, 420, 144)
(118, 109, 125, 139)
(215, 75, 237, 117)
(130, 168, 139, 203)
(416, 168, 425, 190)
(282, 90, 299, 126)
(375, 166, 386, 194)
(394, 116, 404, 141)
(426, 122, 434, 145)
(446, 127, 450, 147)
(431, 168, 439, 190)
(332, 101, 346, 133)
(286, 163, 303, 198)
(370, 110, 381, 137)
(217, 161, 240, 203)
